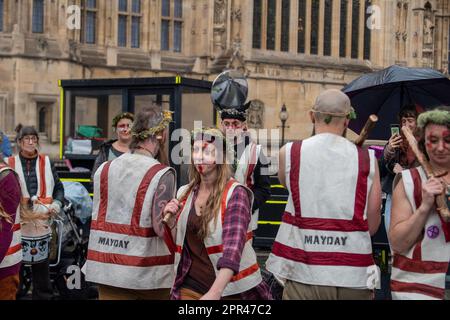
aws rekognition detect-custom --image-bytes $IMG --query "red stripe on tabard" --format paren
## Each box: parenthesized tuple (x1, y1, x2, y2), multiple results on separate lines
(206, 232, 254, 255)
(282, 212, 369, 232)
(411, 168, 424, 259)
(90, 221, 157, 237)
(271, 241, 374, 267)
(390, 279, 445, 300)
(392, 254, 449, 274)
(97, 161, 112, 225)
(176, 246, 182, 254)
(87, 249, 174, 267)
(353, 147, 370, 221)
(8, 157, 15, 170)
(12, 223, 21, 232)
(412, 241, 423, 261)
(6, 243, 22, 255)
(410, 168, 423, 207)
(95, 162, 163, 237)
(221, 179, 238, 224)
(131, 164, 167, 228)
(289, 141, 302, 217)
(162, 222, 176, 255)
(230, 263, 260, 282)
(38, 154, 47, 200)
(245, 144, 257, 189)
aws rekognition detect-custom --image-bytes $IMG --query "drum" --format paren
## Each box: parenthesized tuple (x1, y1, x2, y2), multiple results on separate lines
(22, 233, 52, 264)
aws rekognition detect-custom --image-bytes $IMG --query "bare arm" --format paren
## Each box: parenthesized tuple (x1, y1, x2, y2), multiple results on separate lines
(151, 170, 176, 239)
(367, 161, 382, 236)
(200, 268, 234, 300)
(389, 176, 441, 254)
(278, 145, 287, 187)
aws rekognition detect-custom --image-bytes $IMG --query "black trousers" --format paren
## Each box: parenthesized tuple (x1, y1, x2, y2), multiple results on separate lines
(31, 260, 53, 300)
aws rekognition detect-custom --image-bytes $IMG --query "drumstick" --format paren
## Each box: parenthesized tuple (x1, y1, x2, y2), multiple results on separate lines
(354, 115, 378, 147)
(402, 126, 450, 222)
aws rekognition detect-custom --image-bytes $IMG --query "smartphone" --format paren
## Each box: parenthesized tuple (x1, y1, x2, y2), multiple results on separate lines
(390, 124, 400, 136)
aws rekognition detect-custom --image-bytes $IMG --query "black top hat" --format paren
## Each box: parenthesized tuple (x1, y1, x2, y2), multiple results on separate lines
(211, 70, 250, 122)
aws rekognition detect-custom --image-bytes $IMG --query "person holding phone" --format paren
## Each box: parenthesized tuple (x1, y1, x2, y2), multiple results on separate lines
(380, 107, 420, 236)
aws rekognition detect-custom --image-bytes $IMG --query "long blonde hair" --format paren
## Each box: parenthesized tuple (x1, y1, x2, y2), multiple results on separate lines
(180, 129, 232, 239)
(0, 202, 12, 226)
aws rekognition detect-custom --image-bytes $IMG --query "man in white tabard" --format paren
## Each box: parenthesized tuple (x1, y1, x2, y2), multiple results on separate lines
(85, 106, 176, 300)
(266, 89, 382, 300)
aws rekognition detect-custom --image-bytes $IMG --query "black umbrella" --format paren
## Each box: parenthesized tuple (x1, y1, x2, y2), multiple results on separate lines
(342, 65, 450, 140)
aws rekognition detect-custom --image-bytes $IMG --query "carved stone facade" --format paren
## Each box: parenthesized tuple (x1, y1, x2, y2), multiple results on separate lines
(0, 0, 449, 149)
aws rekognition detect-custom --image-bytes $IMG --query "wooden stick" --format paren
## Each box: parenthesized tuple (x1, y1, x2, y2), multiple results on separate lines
(354, 115, 378, 147)
(402, 126, 450, 222)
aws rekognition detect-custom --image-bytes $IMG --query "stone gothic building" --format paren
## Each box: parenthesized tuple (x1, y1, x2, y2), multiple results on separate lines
(0, 0, 449, 145)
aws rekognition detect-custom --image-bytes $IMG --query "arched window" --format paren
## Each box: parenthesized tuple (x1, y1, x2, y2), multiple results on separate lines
(340, 0, 348, 57)
(161, 0, 183, 52)
(363, 0, 371, 60)
(266, 0, 276, 50)
(281, 0, 290, 52)
(0, 0, 4, 32)
(32, 0, 44, 33)
(324, 0, 333, 56)
(253, 0, 262, 49)
(351, 0, 360, 59)
(298, 0, 306, 53)
(310, 0, 320, 55)
(81, 0, 97, 44)
(118, 0, 142, 48)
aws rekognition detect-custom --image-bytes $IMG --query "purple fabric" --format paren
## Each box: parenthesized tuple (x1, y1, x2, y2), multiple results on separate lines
(171, 185, 272, 300)
(369, 145, 384, 159)
(0, 169, 22, 280)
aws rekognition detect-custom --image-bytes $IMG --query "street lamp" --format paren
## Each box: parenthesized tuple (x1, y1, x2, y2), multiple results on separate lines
(279, 103, 289, 146)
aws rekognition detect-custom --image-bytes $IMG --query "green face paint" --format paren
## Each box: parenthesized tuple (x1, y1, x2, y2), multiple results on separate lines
(348, 109, 357, 120)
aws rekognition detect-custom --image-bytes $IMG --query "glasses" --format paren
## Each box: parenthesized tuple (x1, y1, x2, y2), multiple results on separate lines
(22, 136, 38, 143)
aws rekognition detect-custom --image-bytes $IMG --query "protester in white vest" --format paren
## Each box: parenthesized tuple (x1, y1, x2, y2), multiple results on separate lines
(213, 73, 271, 232)
(85, 106, 176, 300)
(266, 89, 382, 300)
(0, 150, 22, 300)
(5, 125, 64, 300)
(389, 108, 450, 300)
(163, 128, 272, 300)
(219, 112, 271, 231)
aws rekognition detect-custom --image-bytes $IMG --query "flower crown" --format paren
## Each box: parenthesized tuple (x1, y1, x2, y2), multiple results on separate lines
(112, 112, 135, 128)
(131, 110, 173, 140)
(417, 109, 450, 129)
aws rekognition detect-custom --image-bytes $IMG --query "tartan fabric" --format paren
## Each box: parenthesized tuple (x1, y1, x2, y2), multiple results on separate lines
(171, 185, 272, 300)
